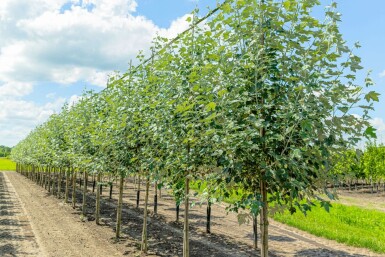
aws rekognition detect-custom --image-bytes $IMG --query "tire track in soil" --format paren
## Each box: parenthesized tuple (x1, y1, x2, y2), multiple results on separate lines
(4, 171, 125, 257)
(0, 172, 42, 257)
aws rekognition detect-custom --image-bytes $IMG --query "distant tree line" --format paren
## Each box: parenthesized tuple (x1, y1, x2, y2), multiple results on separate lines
(333, 142, 385, 192)
(0, 145, 12, 157)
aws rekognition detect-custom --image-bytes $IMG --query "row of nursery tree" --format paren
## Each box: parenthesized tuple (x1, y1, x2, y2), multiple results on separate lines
(334, 143, 385, 192)
(11, 0, 379, 256)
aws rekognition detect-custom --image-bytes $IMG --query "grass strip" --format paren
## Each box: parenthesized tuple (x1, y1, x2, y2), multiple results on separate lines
(192, 179, 385, 253)
(0, 158, 16, 171)
(273, 202, 385, 253)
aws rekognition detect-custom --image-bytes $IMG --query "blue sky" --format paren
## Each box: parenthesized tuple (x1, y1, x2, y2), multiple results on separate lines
(0, 0, 384, 146)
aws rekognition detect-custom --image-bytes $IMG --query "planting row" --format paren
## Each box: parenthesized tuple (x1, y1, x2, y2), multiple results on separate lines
(11, 0, 378, 256)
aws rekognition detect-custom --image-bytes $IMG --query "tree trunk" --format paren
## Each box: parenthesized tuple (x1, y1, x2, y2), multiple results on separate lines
(79, 171, 82, 189)
(206, 200, 211, 234)
(82, 171, 88, 216)
(109, 183, 113, 199)
(92, 175, 96, 193)
(116, 175, 124, 238)
(39, 167, 43, 186)
(57, 168, 62, 198)
(52, 168, 56, 195)
(154, 182, 158, 214)
(176, 203, 180, 222)
(183, 177, 190, 257)
(136, 176, 141, 208)
(260, 179, 268, 257)
(253, 214, 258, 249)
(48, 167, 51, 193)
(141, 177, 150, 253)
(65, 168, 70, 203)
(96, 173, 102, 225)
(72, 170, 77, 209)
(43, 167, 47, 189)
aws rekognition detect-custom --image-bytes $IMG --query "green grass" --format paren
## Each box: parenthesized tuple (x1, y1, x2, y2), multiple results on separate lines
(191, 180, 385, 253)
(274, 203, 385, 253)
(0, 158, 16, 171)
(190, 180, 243, 203)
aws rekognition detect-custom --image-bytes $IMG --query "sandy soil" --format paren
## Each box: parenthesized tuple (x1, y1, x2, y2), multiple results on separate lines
(0, 172, 41, 257)
(1, 171, 129, 257)
(336, 189, 385, 213)
(1, 171, 384, 257)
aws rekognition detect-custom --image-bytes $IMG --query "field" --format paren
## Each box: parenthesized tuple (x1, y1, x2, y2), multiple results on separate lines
(0, 158, 16, 171)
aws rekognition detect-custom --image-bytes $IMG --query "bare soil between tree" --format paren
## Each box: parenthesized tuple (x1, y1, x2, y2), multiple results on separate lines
(1, 171, 383, 257)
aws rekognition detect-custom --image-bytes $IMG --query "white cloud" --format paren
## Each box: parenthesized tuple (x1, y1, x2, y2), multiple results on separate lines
(0, 82, 33, 97)
(0, 0, 190, 87)
(370, 117, 385, 144)
(159, 14, 192, 39)
(379, 70, 385, 78)
(0, 97, 65, 146)
(0, 0, 196, 146)
(68, 94, 82, 106)
(371, 117, 385, 131)
(46, 92, 56, 99)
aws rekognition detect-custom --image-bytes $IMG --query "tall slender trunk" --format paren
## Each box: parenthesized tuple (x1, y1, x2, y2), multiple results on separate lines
(52, 168, 55, 195)
(257, 0, 268, 255)
(136, 175, 141, 208)
(183, 177, 190, 257)
(72, 170, 77, 208)
(154, 181, 158, 214)
(39, 167, 43, 186)
(260, 179, 268, 257)
(253, 214, 258, 249)
(116, 175, 124, 237)
(65, 168, 70, 203)
(57, 168, 62, 198)
(206, 200, 211, 234)
(141, 177, 150, 252)
(48, 167, 51, 193)
(176, 203, 180, 222)
(79, 171, 82, 189)
(92, 175, 96, 193)
(109, 182, 113, 199)
(96, 173, 102, 225)
(82, 170, 88, 216)
(52, 168, 56, 195)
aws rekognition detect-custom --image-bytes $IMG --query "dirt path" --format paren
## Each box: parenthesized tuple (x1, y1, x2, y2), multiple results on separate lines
(2, 171, 129, 257)
(2, 171, 385, 257)
(0, 172, 41, 257)
(336, 190, 385, 213)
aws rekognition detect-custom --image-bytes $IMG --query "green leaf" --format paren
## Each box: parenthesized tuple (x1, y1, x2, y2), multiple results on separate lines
(283, 1, 292, 10)
(364, 126, 377, 139)
(364, 91, 380, 102)
(205, 102, 217, 111)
